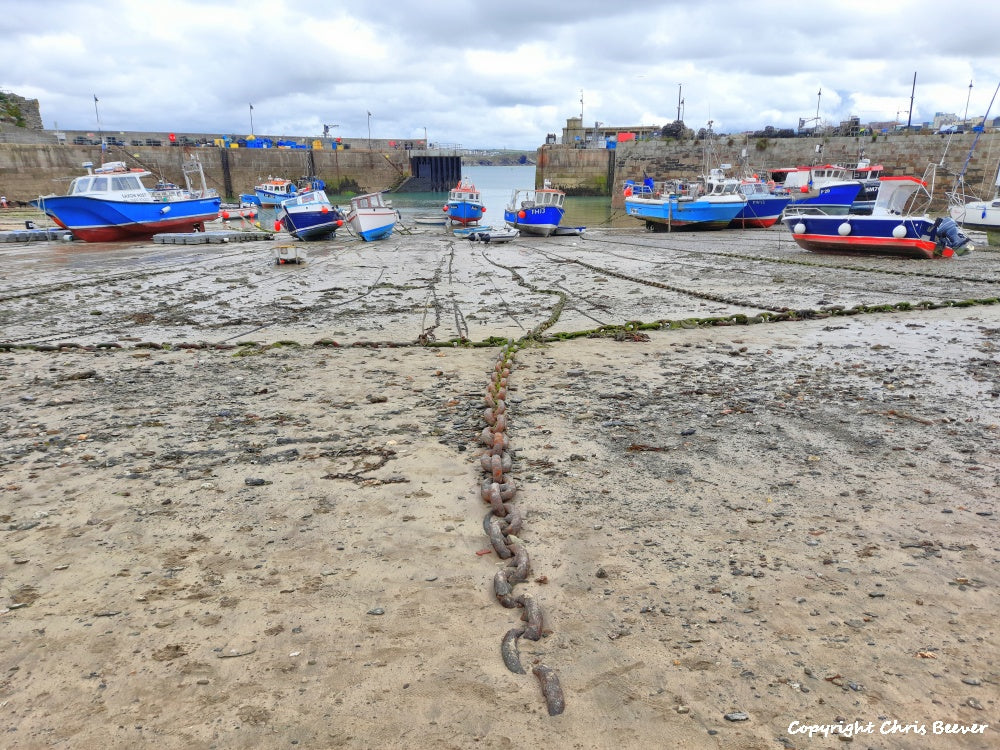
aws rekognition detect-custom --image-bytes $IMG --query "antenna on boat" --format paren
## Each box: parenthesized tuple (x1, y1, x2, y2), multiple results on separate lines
(93, 94, 104, 154)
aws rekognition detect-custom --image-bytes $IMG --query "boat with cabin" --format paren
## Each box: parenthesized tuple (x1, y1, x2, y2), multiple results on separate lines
(33, 159, 221, 242)
(623, 176, 743, 230)
(241, 176, 326, 207)
(344, 192, 398, 241)
(782, 169, 973, 259)
(503, 181, 567, 236)
(444, 178, 486, 225)
(702, 166, 792, 228)
(784, 181, 865, 216)
(769, 158, 884, 214)
(278, 189, 345, 241)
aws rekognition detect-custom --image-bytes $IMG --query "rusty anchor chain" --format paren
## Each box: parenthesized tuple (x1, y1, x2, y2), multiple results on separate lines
(477, 341, 565, 716)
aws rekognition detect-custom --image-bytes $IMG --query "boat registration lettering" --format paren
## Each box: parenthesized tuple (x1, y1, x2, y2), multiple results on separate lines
(120, 192, 148, 200)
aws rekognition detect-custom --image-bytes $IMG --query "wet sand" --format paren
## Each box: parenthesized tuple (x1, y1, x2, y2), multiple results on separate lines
(1, 216, 998, 748)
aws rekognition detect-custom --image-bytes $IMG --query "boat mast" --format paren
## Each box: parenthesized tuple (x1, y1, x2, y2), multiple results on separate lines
(952, 81, 1000, 198)
(907, 72, 916, 129)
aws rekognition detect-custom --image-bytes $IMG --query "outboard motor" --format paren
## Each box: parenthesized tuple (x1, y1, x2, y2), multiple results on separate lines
(933, 216, 974, 256)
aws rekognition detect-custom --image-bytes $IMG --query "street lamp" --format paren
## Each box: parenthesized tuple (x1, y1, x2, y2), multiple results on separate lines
(249, 103, 254, 136)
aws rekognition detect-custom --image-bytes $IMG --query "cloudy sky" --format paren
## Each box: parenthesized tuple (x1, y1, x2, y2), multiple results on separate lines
(3, 0, 1000, 149)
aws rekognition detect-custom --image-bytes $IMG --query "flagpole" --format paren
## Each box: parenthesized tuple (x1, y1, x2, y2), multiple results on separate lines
(249, 103, 254, 136)
(367, 111, 372, 151)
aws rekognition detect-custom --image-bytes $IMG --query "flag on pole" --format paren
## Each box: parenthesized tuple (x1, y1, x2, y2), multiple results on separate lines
(249, 103, 254, 110)
(94, 95, 99, 103)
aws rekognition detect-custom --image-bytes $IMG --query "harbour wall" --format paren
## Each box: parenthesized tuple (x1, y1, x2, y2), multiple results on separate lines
(536, 131, 1000, 211)
(2, 131, 997, 210)
(0, 143, 412, 202)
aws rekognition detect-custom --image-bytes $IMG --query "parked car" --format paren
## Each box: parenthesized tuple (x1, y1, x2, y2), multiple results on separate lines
(936, 124, 963, 134)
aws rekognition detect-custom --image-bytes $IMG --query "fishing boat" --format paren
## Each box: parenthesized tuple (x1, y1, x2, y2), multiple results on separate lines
(782, 171, 973, 258)
(948, 160, 1000, 230)
(702, 166, 791, 228)
(443, 178, 486, 225)
(847, 158, 886, 213)
(277, 189, 344, 241)
(33, 159, 220, 242)
(241, 176, 325, 207)
(769, 158, 884, 212)
(785, 181, 864, 216)
(623, 176, 743, 230)
(504, 181, 566, 236)
(344, 192, 397, 241)
(733, 179, 793, 227)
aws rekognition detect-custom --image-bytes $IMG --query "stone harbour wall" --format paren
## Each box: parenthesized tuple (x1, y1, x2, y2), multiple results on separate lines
(538, 131, 1000, 211)
(0, 143, 411, 202)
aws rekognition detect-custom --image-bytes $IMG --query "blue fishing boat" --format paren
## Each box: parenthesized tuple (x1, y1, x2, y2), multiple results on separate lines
(241, 176, 325, 207)
(344, 192, 397, 241)
(734, 179, 793, 227)
(702, 167, 792, 228)
(278, 189, 344, 241)
(444, 178, 486, 225)
(785, 181, 864, 216)
(782, 173, 973, 259)
(504, 182, 566, 236)
(34, 159, 220, 242)
(623, 177, 743, 230)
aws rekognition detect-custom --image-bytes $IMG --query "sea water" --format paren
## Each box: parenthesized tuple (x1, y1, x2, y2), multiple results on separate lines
(330, 164, 631, 230)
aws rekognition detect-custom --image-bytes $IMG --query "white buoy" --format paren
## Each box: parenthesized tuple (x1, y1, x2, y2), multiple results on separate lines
(838, 222, 851, 236)
(793, 222, 806, 234)
(892, 224, 907, 238)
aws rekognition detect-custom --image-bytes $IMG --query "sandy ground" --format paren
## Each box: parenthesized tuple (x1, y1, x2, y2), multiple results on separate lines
(1, 214, 998, 749)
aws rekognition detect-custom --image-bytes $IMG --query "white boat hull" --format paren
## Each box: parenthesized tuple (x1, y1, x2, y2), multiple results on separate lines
(950, 200, 1000, 230)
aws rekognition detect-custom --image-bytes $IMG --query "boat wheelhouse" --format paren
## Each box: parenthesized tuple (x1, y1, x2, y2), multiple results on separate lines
(503, 183, 566, 236)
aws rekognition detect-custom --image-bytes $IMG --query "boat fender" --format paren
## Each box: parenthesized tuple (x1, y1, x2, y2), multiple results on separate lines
(793, 222, 806, 234)
(892, 224, 907, 239)
(838, 222, 851, 236)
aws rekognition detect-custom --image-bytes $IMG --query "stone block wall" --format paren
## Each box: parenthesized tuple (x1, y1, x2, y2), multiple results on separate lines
(0, 143, 411, 201)
(608, 132, 1000, 210)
